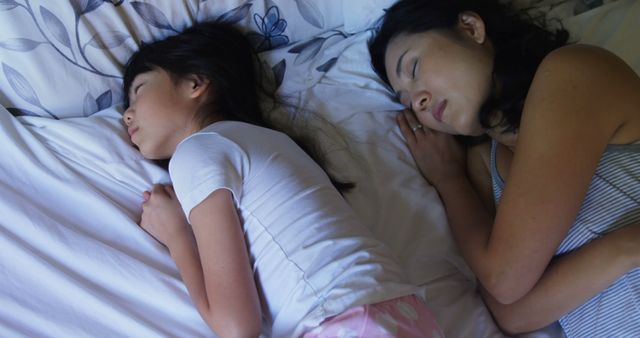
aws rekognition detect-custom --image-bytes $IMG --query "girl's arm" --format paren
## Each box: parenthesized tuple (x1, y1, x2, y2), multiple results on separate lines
(140, 185, 262, 338)
(398, 45, 640, 305)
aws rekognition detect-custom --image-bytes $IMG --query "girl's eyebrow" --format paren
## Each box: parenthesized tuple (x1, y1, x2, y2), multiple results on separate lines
(128, 80, 141, 102)
(129, 76, 144, 96)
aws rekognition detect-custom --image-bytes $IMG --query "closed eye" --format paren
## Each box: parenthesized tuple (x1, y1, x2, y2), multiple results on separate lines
(411, 60, 418, 79)
(134, 83, 143, 94)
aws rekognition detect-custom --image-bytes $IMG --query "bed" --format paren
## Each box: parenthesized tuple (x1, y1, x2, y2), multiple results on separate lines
(1, 0, 638, 337)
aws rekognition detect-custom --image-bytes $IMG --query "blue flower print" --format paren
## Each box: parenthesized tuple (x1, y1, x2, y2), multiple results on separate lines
(247, 6, 289, 52)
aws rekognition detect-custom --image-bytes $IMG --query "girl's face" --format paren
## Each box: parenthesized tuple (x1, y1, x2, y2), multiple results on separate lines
(384, 12, 495, 136)
(122, 68, 205, 160)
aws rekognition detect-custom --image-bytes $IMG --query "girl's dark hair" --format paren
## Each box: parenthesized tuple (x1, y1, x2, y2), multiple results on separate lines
(368, 0, 569, 133)
(123, 21, 353, 192)
(123, 21, 266, 128)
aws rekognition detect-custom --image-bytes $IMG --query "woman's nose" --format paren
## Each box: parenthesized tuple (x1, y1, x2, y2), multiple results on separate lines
(411, 91, 431, 113)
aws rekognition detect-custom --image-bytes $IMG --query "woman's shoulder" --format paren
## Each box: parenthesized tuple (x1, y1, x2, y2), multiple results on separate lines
(523, 44, 640, 145)
(536, 44, 638, 85)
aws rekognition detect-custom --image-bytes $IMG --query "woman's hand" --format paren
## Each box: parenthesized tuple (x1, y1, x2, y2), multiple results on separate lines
(397, 109, 467, 189)
(139, 184, 190, 247)
(612, 222, 640, 269)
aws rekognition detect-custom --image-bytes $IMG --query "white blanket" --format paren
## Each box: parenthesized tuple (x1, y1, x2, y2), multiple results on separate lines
(0, 107, 213, 337)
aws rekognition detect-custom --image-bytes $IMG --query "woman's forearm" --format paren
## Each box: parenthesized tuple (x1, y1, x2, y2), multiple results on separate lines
(434, 177, 506, 294)
(484, 225, 638, 334)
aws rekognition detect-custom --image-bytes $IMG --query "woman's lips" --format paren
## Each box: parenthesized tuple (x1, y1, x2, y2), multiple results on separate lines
(432, 100, 447, 122)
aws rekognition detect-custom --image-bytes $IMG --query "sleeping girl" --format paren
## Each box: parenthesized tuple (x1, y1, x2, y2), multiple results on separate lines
(368, 0, 640, 336)
(121, 20, 443, 337)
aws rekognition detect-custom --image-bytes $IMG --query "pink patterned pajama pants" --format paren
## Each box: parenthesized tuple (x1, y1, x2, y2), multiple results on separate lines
(303, 295, 444, 337)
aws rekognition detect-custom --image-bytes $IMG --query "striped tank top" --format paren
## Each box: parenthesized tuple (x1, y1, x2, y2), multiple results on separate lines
(490, 139, 640, 338)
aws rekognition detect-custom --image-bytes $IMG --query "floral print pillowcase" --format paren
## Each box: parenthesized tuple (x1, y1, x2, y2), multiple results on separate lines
(0, 0, 346, 119)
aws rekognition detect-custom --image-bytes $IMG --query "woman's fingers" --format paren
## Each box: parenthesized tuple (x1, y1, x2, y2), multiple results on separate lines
(403, 109, 424, 134)
(397, 111, 417, 144)
(397, 109, 429, 150)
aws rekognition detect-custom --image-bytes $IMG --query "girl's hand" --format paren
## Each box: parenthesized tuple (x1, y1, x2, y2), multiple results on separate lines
(397, 109, 467, 188)
(139, 184, 190, 247)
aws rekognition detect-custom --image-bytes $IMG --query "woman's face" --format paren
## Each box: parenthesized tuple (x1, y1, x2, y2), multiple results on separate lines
(384, 13, 495, 136)
(122, 68, 203, 160)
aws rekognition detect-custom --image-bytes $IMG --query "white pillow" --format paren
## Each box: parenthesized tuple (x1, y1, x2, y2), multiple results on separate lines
(564, 0, 640, 74)
(343, 0, 397, 33)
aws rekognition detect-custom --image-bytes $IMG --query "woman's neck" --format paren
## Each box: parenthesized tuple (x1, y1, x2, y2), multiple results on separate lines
(487, 128, 518, 152)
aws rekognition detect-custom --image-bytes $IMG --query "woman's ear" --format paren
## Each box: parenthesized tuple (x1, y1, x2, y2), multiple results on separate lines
(457, 11, 486, 44)
(185, 74, 210, 99)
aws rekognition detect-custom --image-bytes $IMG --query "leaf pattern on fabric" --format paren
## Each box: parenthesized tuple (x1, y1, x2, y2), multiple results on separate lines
(288, 36, 325, 65)
(131, 1, 177, 32)
(216, 2, 252, 24)
(271, 59, 286, 89)
(87, 31, 130, 49)
(2, 63, 58, 118)
(0, 38, 44, 52)
(40, 6, 72, 49)
(2, 63, 41, 108)
(7, 107, 40, 117)
(96, 90, 113, 111)
(294, 0, 324, 29)
(83, 92, 99, 116)
(0, 0, 18, 11)
(316, 57, 337, 72)
(70, 0, 104, 16)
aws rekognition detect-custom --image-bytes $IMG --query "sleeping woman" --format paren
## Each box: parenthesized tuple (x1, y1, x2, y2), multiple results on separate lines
(368, 0, 640, 336)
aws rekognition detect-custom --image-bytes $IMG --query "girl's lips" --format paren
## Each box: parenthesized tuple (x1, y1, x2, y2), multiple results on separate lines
(128, 127, 138, 138)
(432, 100, 447, 122)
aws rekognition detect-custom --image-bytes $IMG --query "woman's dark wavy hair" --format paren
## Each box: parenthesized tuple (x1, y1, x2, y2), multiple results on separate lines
(368, 0, 570, 133)
(123, 21, 353, 192)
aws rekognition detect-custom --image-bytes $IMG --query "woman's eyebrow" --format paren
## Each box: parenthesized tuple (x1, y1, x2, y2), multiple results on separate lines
(396, 50, 409, 78)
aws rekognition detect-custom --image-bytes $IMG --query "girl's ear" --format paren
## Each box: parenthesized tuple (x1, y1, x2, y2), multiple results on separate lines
(457, 11, 486, 44)
(185, 74, 210, 99)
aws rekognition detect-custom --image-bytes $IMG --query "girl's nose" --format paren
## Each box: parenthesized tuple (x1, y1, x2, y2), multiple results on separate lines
(412, 91, 431, 113)
(122, 110, 133, 126)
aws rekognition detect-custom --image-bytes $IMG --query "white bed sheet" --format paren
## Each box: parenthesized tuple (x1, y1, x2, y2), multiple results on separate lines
(0, 107, 214, 337)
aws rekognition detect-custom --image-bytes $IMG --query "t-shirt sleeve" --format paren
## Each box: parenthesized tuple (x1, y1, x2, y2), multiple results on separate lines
(168, 132, 245, 220)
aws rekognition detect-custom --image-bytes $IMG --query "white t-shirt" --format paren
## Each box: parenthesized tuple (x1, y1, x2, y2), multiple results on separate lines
(169, 121, 417, 337)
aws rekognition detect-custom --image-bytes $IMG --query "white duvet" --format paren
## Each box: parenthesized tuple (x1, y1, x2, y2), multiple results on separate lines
(0, 107, 214, 337)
